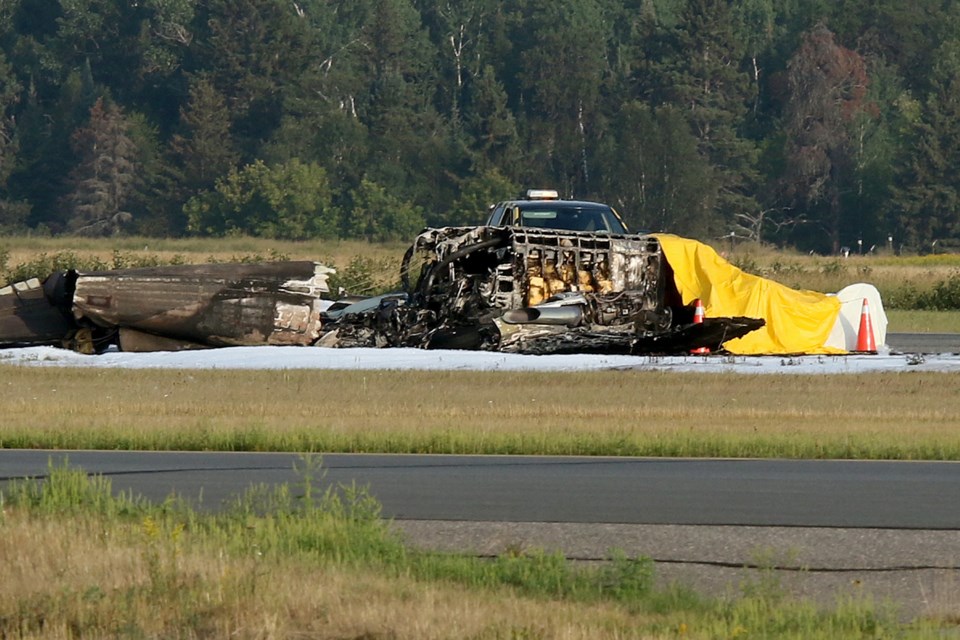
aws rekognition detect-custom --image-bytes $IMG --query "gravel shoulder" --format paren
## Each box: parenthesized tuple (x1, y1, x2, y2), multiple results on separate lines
(394, 520, 960, 620)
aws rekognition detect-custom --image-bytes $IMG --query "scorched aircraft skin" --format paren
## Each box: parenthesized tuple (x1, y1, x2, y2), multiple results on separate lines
(0, 228, 764, 355)
(0, 261, 334, 353)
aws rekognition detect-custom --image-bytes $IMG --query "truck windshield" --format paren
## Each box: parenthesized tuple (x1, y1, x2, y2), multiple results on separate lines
(517, 204, 627, 233)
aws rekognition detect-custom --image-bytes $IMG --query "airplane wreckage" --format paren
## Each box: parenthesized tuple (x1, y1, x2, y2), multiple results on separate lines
(0, 226, 885, 357)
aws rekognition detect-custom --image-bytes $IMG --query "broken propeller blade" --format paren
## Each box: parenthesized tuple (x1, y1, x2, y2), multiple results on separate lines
(631, 317, 765, 355)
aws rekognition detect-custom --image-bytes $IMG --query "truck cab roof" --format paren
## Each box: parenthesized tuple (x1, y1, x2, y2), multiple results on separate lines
(485, 192, 629, 234)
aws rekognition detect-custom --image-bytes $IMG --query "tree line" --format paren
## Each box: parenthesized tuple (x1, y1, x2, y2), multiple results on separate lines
(0, 0, 959, 254)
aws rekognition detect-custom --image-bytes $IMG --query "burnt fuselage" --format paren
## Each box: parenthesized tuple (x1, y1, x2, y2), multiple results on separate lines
(0, 229, 762, 355)
(1, 262, 333, 353)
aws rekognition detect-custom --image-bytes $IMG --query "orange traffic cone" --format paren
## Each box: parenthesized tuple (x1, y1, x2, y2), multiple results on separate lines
(691, 298, 710, 355)
(856, 297, 877, 353)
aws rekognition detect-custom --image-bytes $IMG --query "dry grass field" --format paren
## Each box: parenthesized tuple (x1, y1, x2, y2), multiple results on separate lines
(0, 515, 664, 639)
(0, 466, 933, 638)
(3, 367, 960, 459)
(0, 235, 407, 266)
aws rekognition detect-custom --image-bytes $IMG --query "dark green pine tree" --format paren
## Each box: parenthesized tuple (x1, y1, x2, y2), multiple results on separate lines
(515, 0, 610, 196)
(0, 50, 21, 190)
(0, 48, 27, 230)
(49, 0, 192, 110)
(656, 0, 759, 237)
(274, 0, 456, 219)
(190, 0, 313, 155)
(7, 62, 100, 230)
(600, 0, 660, 104)
(731, 0, 776, 117)
(598, 101, 714, 236)
(169, 77, 239, 194)
(358, 0, 438, 150)
(63, 97, 139, 236)
(353, 0, 455, 212)
(263, 0, 370, 190)
(893, 41, 960, 252)
(413, 0, 500, 129)
(462, 64, 520, 176)
(141, 76, 240, 235)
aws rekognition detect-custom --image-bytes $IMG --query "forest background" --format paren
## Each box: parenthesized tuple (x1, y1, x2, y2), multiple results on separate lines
(0, 0, 958, 256)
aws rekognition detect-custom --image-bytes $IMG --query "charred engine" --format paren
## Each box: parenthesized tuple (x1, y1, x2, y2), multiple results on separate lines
(326, 226, 762, 355)
(400, 226, 674, 353)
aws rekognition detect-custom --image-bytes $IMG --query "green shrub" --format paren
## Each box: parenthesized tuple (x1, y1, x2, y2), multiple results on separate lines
(2, 461, 147, 517)
(1, 249, 298, 287)
(919, 271, 960, 309)
(2, 251, 110, 285)
(819, 259, 846, 277)
(881, 283, 923, 310)
(346, 179, 426, 242)
(882, 271, 960, 310)
(328, 254, 402, 296)
(731, 254, 760, 274)
(186, 159, 340, 240)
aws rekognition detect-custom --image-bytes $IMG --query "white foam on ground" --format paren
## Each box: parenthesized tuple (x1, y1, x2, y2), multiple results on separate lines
(0, 345, 957, 374)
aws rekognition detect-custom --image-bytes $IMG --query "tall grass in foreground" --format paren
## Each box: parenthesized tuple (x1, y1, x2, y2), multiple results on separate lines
(0, 462, 939, 638)
(3, 367, 960, 460)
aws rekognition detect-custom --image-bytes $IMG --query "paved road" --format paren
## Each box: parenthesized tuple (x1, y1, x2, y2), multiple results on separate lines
(887, 332, 960, 354)
(2, 450, 959, 529)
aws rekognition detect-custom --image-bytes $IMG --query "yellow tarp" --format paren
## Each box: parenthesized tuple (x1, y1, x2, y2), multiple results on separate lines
(654, 234, 845, 355)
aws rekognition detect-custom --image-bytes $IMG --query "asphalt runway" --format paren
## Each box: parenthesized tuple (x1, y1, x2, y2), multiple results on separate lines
(887, 332, 960, 354)
(2, 450, 959, 529)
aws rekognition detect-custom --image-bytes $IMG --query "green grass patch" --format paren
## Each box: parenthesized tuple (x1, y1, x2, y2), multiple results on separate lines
(887, 309, 960, 333)
(6, 426, 960, 461)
